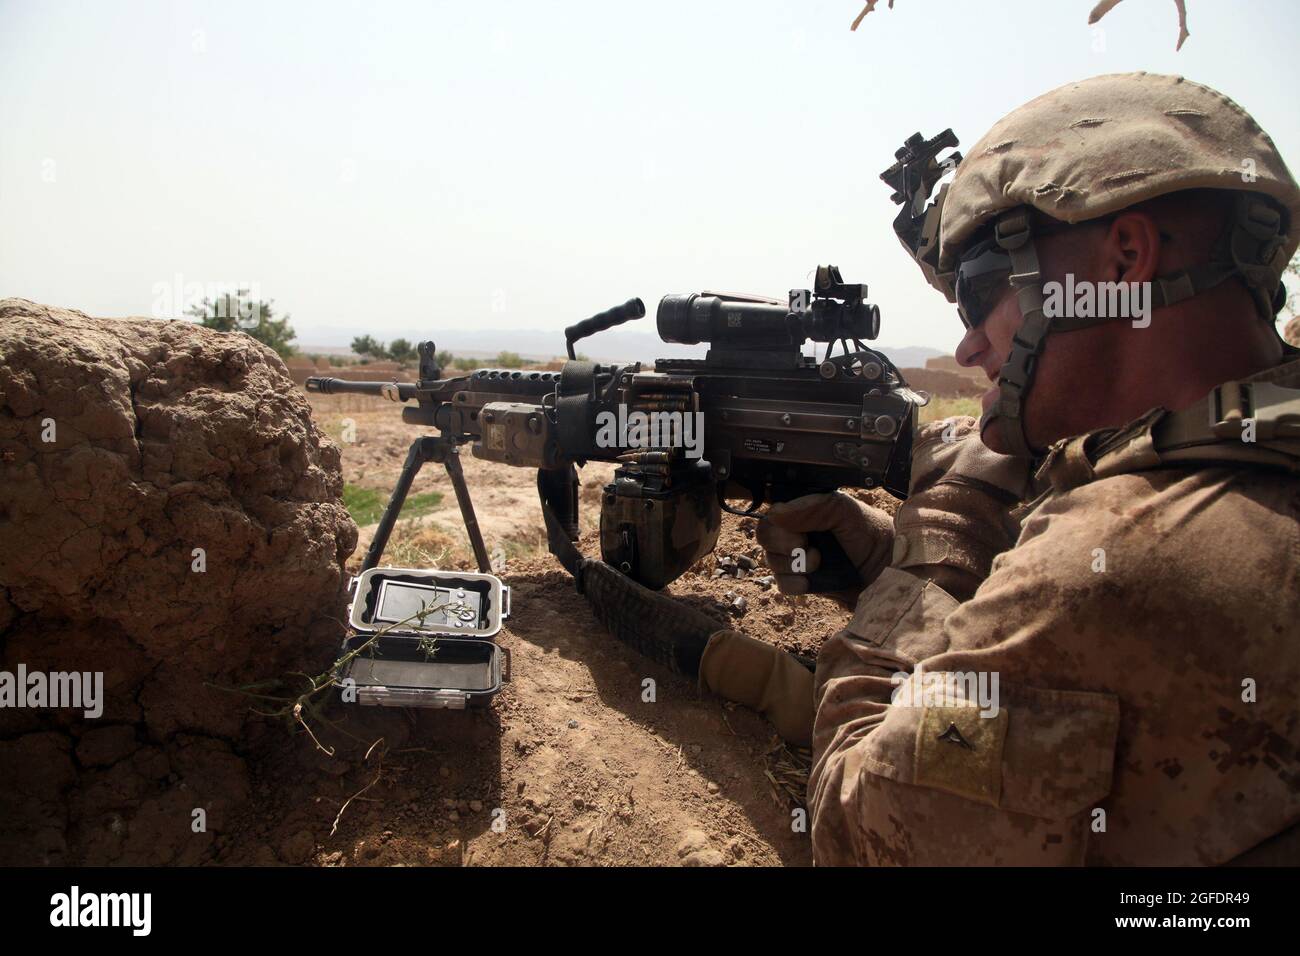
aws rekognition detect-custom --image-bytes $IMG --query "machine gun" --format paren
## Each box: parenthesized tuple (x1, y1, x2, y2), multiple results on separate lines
(307, 266, 923, 594)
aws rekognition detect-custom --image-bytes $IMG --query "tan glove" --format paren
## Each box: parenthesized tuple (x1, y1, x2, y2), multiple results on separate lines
(756, 492, 894, 607)
(698, 629, 813, 747)
(892, 416, 1033, 599)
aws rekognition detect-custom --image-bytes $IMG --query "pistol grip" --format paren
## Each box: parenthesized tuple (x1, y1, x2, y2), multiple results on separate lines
(803, 530, 861, 594)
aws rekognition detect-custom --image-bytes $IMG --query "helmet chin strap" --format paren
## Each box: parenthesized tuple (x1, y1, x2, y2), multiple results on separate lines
(979, 196, 1289, 457)
(981, 210, 1048, 458)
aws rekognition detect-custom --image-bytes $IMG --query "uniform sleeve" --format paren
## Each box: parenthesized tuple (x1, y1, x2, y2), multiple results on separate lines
(808, 570, 1119, 865)
(808, 501, 1124, 865)
(808, 465, 1300, 866)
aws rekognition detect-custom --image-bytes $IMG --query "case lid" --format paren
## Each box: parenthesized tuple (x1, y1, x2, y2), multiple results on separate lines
(348, 566, 510, 640)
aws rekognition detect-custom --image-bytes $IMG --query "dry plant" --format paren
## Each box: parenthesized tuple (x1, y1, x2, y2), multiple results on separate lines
(851, 0, 1192, 50)
(207, 600, 452, 753)
(763, 738, 813, 810)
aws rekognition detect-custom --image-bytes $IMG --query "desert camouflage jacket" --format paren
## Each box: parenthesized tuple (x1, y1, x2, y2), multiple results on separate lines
(808, 356, 1300, 865)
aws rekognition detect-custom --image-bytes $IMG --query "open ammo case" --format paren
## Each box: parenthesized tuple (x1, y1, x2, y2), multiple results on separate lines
(341, 566, 510, 709)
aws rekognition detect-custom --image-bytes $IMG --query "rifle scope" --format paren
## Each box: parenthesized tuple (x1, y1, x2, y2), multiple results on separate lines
(657, 293, 878, 347)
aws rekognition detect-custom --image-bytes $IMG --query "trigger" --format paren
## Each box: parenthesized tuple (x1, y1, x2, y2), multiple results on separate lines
(718, 480, 766, 517)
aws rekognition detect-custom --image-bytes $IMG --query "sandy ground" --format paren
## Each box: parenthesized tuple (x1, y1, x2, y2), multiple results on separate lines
(215, 396, 899, 867)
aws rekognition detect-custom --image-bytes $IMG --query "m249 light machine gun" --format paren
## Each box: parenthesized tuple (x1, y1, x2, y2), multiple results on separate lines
(307, 266, 924, 600)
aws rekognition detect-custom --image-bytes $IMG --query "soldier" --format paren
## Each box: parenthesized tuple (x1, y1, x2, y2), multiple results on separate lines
(751, 72, 1300, 865)
(595, 71, 1298, 865)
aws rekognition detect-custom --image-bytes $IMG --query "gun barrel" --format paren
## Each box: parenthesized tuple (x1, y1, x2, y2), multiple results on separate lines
(304, 376, 418, 402)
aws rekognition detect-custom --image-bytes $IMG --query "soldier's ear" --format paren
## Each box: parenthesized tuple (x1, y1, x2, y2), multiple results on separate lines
(1102, 212, 1161, 286)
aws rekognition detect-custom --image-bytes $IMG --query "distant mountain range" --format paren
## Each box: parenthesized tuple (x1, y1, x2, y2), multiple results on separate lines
(300, 326, 945, 370)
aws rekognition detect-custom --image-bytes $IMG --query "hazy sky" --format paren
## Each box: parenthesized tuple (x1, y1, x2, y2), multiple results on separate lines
(3, 0, 1298, 353)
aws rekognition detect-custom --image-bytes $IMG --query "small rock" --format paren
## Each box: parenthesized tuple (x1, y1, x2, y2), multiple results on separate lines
(449, 811, 460, 822)
(438, 766, 450, 779)
(469, 800, 483, 813)
(567, 719, 578, 729)
(707, 782, 720, 794)
(675, 829, 710, 858)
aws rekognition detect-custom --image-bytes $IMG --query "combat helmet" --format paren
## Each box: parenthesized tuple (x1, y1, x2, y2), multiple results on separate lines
(882, 72, 1300, 456)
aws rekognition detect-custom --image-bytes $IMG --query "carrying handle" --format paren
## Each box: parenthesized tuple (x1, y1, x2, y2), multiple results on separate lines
(564, 298, 645, 359)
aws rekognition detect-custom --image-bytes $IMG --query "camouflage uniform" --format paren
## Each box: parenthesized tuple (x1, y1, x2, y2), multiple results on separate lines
(810, 356, 1300, 865)
(808, 73, 1300, 865)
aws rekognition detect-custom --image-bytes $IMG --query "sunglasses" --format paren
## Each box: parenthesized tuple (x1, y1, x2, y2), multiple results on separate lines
(954, 215, 1124, 329)
(954, 235, 1013, 330)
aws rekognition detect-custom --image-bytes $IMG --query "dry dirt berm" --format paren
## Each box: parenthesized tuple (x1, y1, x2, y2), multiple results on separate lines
(0, 299, 356, 864)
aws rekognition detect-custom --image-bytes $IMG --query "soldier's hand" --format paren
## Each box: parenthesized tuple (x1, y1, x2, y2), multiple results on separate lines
(756, 492, 894, 607)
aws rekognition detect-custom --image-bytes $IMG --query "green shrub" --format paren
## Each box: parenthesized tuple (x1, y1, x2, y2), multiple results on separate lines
(343, 484, 443, 526)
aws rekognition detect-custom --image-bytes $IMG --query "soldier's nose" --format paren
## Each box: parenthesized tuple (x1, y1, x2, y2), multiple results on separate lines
(955, 325, 988, 369)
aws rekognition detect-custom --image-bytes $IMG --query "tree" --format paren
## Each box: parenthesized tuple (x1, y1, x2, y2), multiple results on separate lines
(435, 349, 454, 369)
(351, 335, 389, 361)
(495, 350, 524, 368)
(388, 338, 416, 363)
(186, 289, 297, 358)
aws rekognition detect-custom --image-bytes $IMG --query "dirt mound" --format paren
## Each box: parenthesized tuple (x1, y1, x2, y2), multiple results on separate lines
(0, 300, 356, 864)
